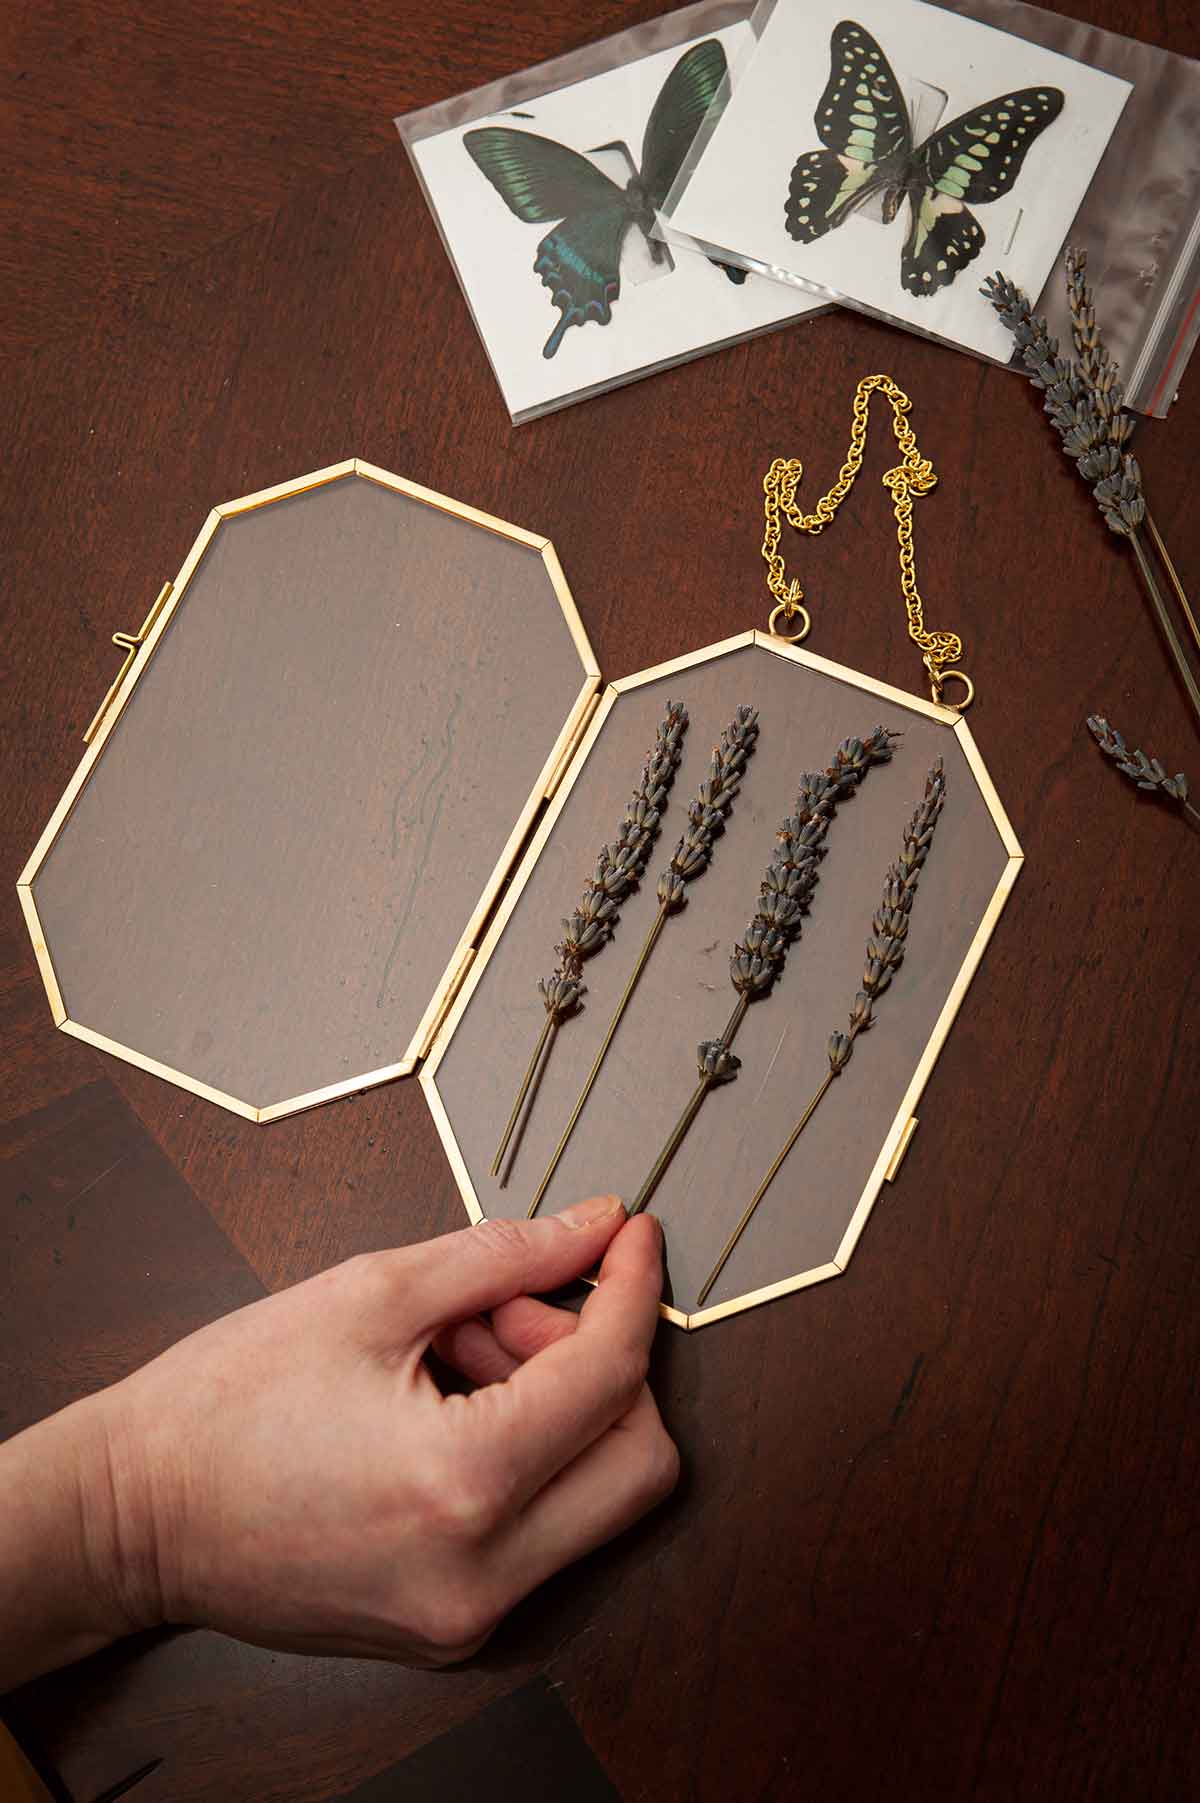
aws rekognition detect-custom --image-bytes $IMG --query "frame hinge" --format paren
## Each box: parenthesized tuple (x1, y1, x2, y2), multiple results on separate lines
(418, 943, 477, 1063)
(884, 1115, 919, 1183)
(84, 581, 174, 744)
(543, 691, 602, 803)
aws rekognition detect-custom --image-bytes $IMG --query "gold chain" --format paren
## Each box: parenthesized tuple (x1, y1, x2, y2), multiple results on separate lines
(762, 373, 973, 709)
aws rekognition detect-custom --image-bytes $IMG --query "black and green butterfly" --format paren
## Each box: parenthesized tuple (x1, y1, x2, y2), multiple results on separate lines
(465, 40, 745, 360)
(784, 20, 1064, 296)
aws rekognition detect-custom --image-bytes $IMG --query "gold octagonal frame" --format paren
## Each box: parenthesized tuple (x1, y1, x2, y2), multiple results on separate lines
(421, 629, 1023, 1329)
(17, 459, 601, 1122)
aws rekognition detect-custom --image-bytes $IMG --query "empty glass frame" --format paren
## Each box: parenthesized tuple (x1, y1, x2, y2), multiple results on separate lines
(19, 462, 599, 1120)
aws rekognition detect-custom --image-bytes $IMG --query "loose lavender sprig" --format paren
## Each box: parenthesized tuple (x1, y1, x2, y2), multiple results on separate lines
(982, 251, 1200, 731)
(491, 700, 688, 1181)
(631, 725, 897, 1215)
(1087, 716, 1199, 828)
(697, 759, 946, 1308)
(980, 256, 1142, 537)
(527, 706, 760, 1216)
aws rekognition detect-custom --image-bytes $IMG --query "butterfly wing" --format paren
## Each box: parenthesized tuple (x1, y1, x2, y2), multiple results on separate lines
(899, 193, 987, 296)
(534, 201, 635, 358)
(464, 126, 624, 222)
(637, 41, 750, 286)
(640, 39, 731, 208)
(901, 86, 1064, 295)
(464, 128, 636, 358)
(787, 21, 912, 243)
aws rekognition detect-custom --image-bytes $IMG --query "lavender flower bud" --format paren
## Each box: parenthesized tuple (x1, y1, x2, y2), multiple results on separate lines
(697, 1040, 741, 1082)
(539, 972, 585, 1017)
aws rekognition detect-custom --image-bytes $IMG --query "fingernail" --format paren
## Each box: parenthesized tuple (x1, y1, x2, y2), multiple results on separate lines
(556, 1194, 625, 1229)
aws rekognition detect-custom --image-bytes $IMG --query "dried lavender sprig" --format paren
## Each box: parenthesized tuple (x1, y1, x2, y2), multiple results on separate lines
(726, 727, 897, 1013)
(657, 705, 760, 910)
(541, 699, 689, 1012)
(527, 707, 760, 1216)
(981, 256, 1200, 730)
(491, 700, 688, 1181)
(826, 757, 946, 1074)
(630, 725, 897, 1216)
(697, 759, 946, 1309)
(980, 263, 1142, 536)
(1087, 716, 1199, 828)
(1065, 248, 1126, 419)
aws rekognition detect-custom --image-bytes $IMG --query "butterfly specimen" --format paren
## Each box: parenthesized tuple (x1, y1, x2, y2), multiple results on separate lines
(784, 20, 1064, 296)
(464, 40, 745, 360)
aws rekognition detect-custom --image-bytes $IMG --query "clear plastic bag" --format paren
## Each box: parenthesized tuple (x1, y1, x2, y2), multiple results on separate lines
(942, 0, 1200, 415)
(396, 0, 825, 423)
(659, 0, 1200, 415)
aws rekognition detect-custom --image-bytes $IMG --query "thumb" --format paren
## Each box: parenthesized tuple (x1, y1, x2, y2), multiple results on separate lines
(394, 1196, 627, 1337)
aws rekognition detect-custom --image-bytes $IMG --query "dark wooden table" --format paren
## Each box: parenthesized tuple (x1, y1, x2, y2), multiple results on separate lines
(3, 3, 1198, 1798)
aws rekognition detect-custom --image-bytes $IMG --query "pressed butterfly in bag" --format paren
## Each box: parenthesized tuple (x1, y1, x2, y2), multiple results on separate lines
(465, 39, 746, 360)
(785, 19, 1064, 296)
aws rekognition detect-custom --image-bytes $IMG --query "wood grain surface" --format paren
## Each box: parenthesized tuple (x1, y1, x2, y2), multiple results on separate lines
(2, 2, 1199, 1799)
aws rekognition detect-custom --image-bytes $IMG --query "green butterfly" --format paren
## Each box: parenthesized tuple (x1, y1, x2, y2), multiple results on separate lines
(465, 40, 744, 359)
(785, 19, 1064, 295)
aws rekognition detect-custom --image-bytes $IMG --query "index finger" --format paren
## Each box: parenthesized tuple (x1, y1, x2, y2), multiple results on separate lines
(465, 1213, 664, 1504)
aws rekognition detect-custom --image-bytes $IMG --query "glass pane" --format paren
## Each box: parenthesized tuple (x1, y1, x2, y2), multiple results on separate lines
(32, 474, 592, 1112)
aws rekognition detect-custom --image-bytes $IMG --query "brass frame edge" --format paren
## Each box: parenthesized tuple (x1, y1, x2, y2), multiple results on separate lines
(20, 515, 221, 885)
(215, 461, 357, 515)
(353, 460, 550, 549)
(609, 629, 756, 693)
(542, 540, 601, 681)
(417, 946, 477, 1064)
(419, 1064, 485, 1225)
(15, 884, 67, 1025)
(686, 1262, 845, 1330)
(58, 1022, 262, 1120)
(257, 1059, 419, 1122)
(884, 1114, 919, 1183)
(544, 692, 602, 802)
(83, 579, 175, 744)
(750, 629, 963, 723)
(832, 849, 1024, 1273)
(421, 684, 620, 1089)
(402, 670, 603, 1078)
(954, 715, 1023, 858)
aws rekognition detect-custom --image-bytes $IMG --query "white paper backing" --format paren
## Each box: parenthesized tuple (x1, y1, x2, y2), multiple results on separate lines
(408, 21, 825, 422)
(663, 0, 1131, 363)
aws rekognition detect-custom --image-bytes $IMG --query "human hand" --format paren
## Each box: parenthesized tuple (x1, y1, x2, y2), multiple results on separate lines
(92, 1198, 676, 1668)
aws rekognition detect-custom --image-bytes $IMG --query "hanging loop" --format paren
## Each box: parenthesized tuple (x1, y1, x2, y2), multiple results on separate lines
(768, 598, 811, 644)
(925, 657, 974, 712)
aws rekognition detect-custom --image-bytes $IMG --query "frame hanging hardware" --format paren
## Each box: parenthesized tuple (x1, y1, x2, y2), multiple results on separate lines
(83, 581, 174, 744)
(762, 375, 974, 709)
(924, 656, 974, 712)
(767, 580, 811, 645)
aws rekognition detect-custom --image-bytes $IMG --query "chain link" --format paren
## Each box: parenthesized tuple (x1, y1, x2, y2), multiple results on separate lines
(761, 374, 971, 706)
